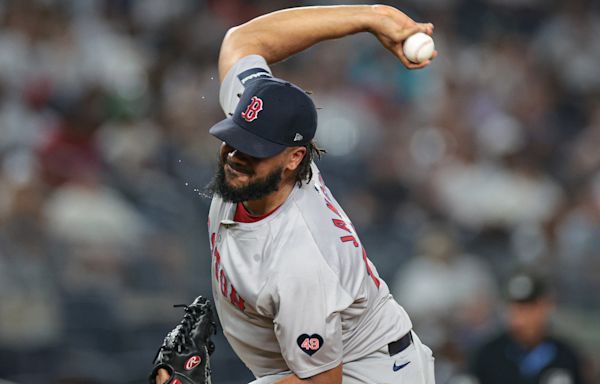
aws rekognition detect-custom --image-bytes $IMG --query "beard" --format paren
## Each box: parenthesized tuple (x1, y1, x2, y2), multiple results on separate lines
(207, 160, 284, 203)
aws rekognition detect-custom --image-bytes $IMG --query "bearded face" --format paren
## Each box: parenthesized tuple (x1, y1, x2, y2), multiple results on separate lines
(207, 144, 285, 203)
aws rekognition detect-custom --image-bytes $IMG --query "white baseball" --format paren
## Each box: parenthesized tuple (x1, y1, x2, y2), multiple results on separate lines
(403, 32, 435, 64)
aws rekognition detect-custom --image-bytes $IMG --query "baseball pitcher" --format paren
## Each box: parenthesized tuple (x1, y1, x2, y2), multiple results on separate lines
(152, 4, 437, 384)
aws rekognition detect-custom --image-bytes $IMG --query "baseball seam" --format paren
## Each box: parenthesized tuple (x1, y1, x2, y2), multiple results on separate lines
(414, 40, 433, 63)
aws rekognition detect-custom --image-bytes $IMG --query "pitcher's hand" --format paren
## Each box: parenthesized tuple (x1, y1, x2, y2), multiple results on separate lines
(155, 368, 170, 384)
(369, 5, 437, 69)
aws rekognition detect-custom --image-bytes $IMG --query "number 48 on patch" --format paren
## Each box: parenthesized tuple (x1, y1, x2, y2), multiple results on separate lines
(296, 334, 324, 356)
(301, 337, 319, 350)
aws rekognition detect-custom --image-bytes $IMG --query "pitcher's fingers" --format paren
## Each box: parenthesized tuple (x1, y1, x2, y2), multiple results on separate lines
(394, 47, 414, 68)
(156, 368, 171, 384)
(394, 45, 436, 69)
(399, 25, 421, 41)
(411, 22, 434, 36)
(413, 59, 432, 69)
(408, 54, 436, 70)
(419, 23, 434, 35)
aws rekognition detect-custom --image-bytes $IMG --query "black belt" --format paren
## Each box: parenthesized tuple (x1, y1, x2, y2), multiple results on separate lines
(388, 331, 413, 356)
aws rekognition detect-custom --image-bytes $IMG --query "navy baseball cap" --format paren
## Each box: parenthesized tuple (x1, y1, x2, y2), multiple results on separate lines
(209, 78, 317, 158)
(505, 272, 548, 303)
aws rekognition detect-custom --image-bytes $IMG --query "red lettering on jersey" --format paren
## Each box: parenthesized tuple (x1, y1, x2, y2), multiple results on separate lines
(229, 286, 246, 311)
(220, 269, 228, 297)
(211, 232, 248, 312)
(341, 235, 359, 248)
(318, 174, 330, 197)
(325, 199, 341, 218)
(332, 219, 352, 233)
(362, 247, 381, 289)
(214, 251, 221, 281)
(319, 185, 327, 197)
(211, 233, 222, 281)
(317, 177, 380, 290)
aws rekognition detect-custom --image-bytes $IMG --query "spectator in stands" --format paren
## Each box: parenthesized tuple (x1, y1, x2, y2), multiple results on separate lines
(470, 271, 585, 384)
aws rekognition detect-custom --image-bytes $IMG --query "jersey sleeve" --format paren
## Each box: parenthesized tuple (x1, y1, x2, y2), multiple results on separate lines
(219, 54, 273, 116)
(270, 245, 352, 379)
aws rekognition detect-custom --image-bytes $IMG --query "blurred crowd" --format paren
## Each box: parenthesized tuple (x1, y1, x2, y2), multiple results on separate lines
(0, 0, 598, 383)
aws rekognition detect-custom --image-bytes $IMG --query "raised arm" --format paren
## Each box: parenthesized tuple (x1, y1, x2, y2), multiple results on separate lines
(218, 4, 435, 81)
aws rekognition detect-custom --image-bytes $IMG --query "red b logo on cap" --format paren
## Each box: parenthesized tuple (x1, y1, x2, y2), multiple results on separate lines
(241, 96, 263, 122)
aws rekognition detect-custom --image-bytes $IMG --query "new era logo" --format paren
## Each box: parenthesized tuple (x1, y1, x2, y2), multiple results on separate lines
(293, 133, 303, 142)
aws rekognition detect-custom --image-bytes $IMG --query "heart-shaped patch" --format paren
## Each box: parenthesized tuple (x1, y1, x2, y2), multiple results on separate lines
(296, 334, 324, 356)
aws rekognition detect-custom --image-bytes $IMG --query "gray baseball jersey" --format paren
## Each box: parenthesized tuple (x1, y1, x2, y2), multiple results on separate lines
(208, 55, 413, 380)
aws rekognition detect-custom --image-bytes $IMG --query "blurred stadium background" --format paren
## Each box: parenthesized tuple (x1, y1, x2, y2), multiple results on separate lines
(0, 0, 598, 383)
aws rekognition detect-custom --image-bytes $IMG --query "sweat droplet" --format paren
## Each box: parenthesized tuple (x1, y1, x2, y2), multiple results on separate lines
(185, 182, 189, 186)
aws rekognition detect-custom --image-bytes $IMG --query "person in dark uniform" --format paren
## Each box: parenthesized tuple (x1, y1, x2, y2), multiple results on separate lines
(470, 271, 585, 384)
